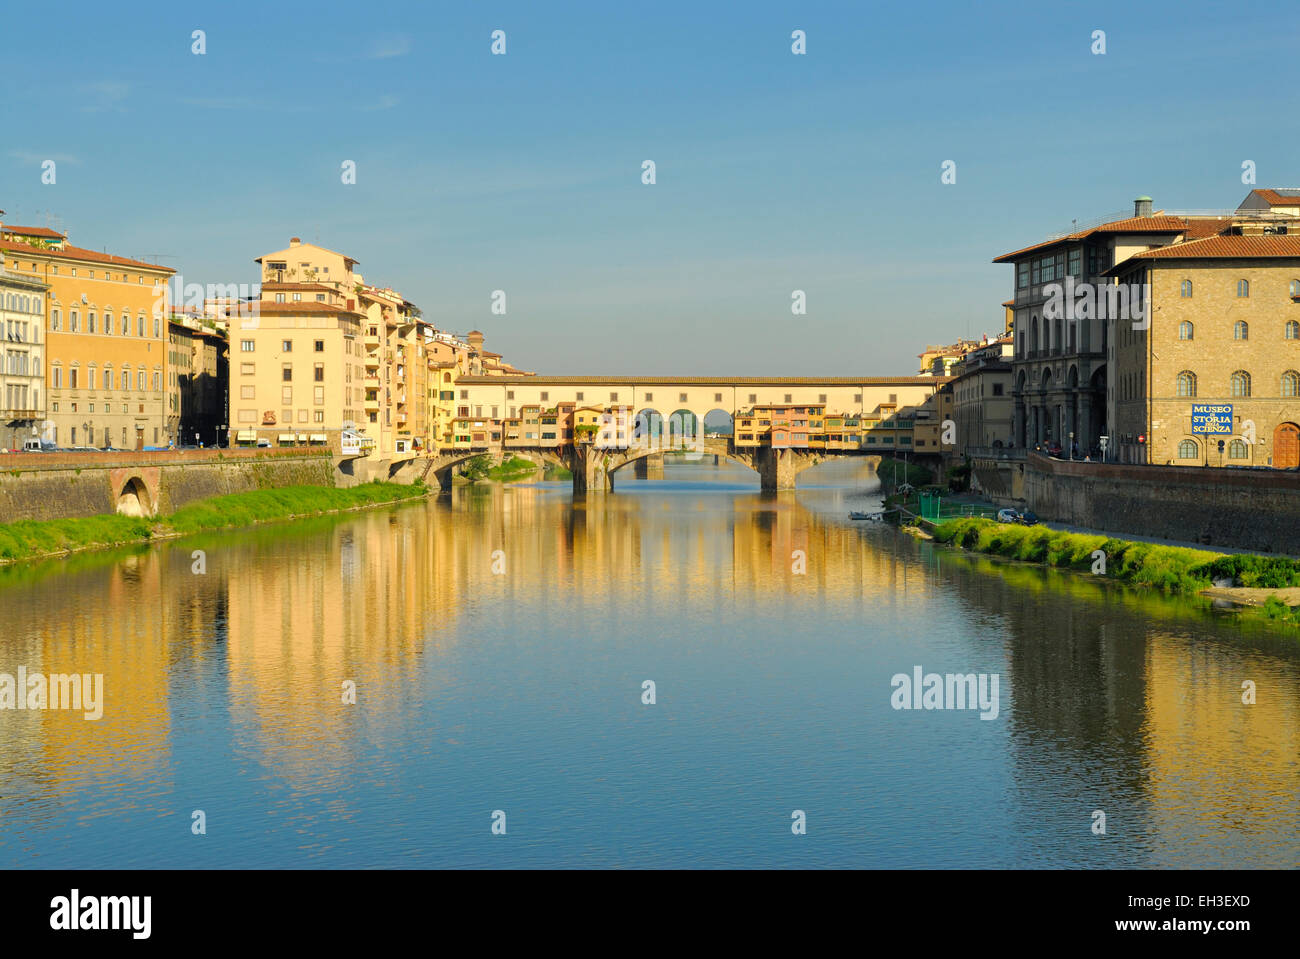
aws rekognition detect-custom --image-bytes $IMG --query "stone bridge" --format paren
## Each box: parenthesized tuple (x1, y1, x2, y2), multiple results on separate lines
(413, 438, 884, 493)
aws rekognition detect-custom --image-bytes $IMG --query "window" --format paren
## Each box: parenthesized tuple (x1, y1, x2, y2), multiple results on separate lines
(282, 386, 292, 404)
(314, 363, 324, 382)
(1178, 320, 1194, 340)
(1291, 280, 1300, 298)
(1230, 370, 1251, 397)
(282, 340, 293, 352)
(1176, 371, 1197, 397)
(1178, 440, 1198, 459)
(1287, 320, 1299, 340)
(610, 392, 618, 402)
(784, 393, 792, 403)
(314, 340, 324, 352)
(240, 362, 255, 375)
(121, 369, 130, 390)
(52, 309, 60, 331)
(53, 366, 62, 388)
(70, 368, 78, 389)
(154, 318, 161, 337)
(138, 371, 146, 391)
(1228, 439, 1248, 459)
(275, 293, 286, 303)
(88, 312, 96, 334)
(507, 390, 515, 400)
(71, 310, 79, 332)
(241, 339, 254, 352)
(104, 369, 112, 390)
(122, 314, 130, 335)
(137, 316, 144, 336)
(1237, 279, 1250, 298)
(282, 364, 292, 382)
(575, 392, 584, 402)
(1283, 371, 1300, 397)
(241, 385, 256, 399)
(540, 392, 548, 402)
(1234, 320, 1248, 340)
(314, 387, 325, 405)
(679, 393, 688, 403)
(1016, 263, 1029, 289)
(1180, 279, 1192, 297)
(1068, 249, 1082, 277)
(314, 411, 325, 423)
(154, 372, 161, 391)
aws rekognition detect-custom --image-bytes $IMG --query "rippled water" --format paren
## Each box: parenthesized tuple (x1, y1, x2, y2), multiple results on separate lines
(1, 458, 1297, 868)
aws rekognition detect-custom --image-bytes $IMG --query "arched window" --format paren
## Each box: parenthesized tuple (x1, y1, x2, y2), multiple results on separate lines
(1234, 320, 1249, 340)
(1291, 279, 1300, 298)
(1178, 439, 1198, 459)
(1228, 439, 1248, 460)
(1286, 320, 1299, 340)
(1181, 279, 1193, 297)
(1237, 279, 1250, 297)
(1283, 371, 1300, 397)
(1179, 320, 1194, 340)
(1030, 316, 1040, 354)
(1231, 370, 1251, 397)
(1176, 371, 1197, 397)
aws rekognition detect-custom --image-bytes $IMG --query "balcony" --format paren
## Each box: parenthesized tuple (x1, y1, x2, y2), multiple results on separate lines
(364, 334, 380, 349)
(364, 376, 381, 391)
(364, 352, 380, 369)
(1, 408, 41, 421)
(364, 393, 380, 410)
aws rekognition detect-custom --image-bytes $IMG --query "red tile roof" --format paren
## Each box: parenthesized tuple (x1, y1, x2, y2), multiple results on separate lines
(1248, 189, 1300, 207)
(0, 237, 175, 273)
(1118, 234, 1300, 263)
(1, 224, 67, 239)
(993, 214, 1211, 263)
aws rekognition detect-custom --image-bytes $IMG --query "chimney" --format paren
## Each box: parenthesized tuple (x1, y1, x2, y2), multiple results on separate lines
(289, 237, 301, 247)
(1133, 196, 1153, 218)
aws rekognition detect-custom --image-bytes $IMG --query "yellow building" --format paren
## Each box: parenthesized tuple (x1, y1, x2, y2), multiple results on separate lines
(0, 223, 175, 449)
(1109, 233, 1300, 467)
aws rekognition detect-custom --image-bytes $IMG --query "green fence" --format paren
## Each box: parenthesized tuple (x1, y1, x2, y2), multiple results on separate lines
(918, 491, 999, 522)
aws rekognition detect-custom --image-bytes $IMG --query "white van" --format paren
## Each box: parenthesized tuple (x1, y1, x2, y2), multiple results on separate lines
(22, 438, 44, 453)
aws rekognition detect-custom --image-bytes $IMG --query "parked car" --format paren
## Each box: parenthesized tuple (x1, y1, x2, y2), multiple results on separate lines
(1018, 510, 1039, 526)
(997, 508, 1022, 523)
(256, 438, 272, 448)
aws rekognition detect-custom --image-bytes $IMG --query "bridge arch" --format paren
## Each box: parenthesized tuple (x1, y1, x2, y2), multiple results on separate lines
(115, 476, 154, 517)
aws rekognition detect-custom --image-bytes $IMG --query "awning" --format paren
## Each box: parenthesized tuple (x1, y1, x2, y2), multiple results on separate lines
(236, 430, 257, 442)
(309, 434, 327, 443)
(277, 434, 295, 442)
(297, 433, 308, 441)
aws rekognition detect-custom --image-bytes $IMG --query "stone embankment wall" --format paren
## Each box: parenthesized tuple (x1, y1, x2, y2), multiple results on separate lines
(1024, 453, 1300, 554)
(0, 449, 336, 522)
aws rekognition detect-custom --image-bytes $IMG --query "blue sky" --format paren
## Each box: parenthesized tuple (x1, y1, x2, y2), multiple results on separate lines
(3, 0, 1297, 374)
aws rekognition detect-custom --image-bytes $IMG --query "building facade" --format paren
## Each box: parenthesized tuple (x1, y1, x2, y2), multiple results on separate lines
(0, 224, 175, 449)
(1108, 235, 1300, 467)
(1, 269, 48, 450)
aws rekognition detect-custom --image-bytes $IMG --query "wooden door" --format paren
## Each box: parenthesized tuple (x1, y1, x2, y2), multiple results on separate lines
(1274, 423, 1300, 468)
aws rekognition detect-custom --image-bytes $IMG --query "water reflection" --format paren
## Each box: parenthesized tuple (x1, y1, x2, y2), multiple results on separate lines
(0, 459, 1296, 868)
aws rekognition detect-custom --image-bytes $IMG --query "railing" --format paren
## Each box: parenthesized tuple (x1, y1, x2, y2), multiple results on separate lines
(967, 446, 1026, 461)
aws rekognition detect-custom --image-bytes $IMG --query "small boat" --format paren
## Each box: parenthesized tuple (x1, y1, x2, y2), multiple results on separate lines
(849, 511, 880, 521)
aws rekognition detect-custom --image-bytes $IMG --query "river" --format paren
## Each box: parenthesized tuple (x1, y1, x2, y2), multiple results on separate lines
(1, 457, 1297, 868)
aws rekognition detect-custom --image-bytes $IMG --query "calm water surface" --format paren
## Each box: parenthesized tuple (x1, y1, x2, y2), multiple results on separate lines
(1, 458, 1297, 868)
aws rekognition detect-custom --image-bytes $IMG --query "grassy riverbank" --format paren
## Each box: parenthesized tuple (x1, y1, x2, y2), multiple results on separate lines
(931, 517, 1300, 626)
(0, 481, 427, 565)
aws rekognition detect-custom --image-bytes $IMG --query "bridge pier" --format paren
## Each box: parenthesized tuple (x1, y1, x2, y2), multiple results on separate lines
(754, 446, 799, 492)
(633, 453, 665, 479)
(571, 445, 613, 494)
